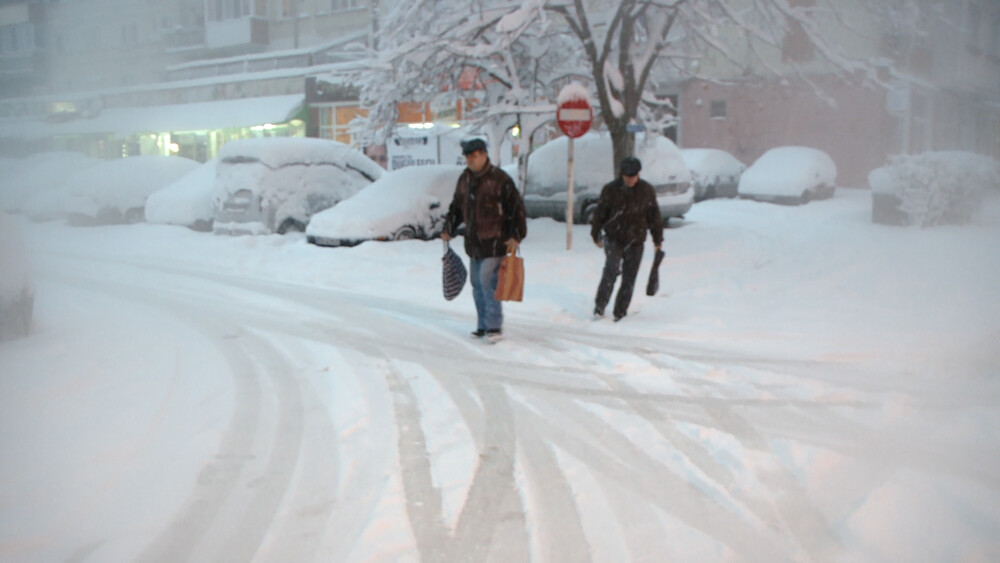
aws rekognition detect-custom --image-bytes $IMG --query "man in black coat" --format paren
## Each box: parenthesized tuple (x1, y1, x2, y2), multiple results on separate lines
(442, 138, 527, 339)
(590, 156, 663, 321)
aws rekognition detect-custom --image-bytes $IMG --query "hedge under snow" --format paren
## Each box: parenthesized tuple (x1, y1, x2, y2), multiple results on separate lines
(869, 151, 1000, 227)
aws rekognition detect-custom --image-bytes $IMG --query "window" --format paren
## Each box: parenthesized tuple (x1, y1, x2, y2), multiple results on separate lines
(121, 23, 138, 46)
(331, 0, 360, 11)
(211, 0, 251, 21)
(710, 100, 727, 119)
(0, 23, 35, 55)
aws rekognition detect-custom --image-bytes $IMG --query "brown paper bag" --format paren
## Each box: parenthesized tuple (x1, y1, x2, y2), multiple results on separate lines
(494, 249, 524, 302)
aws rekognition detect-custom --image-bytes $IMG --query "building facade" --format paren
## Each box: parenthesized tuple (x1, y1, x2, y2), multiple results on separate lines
(0, 0, 385, 160)
(675, 0, 1000, 186)
(1, 0, 997, 182)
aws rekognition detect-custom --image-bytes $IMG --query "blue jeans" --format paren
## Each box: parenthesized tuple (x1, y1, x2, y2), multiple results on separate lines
(469, 256, 504, 331)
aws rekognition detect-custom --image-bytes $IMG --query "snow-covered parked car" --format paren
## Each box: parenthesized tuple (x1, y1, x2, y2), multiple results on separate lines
(23, 155, 200, 225)
(0, 212, 34, 341)
(869, 151, 999, 227)
(524, 132, 693, 224)
(307, 164, 463, 247)
(681, 148, 745, 201)
(146, 158, 218, 232)
(1, 152, 99, 215)
(738, 146, 837, 205)
(213, 137, 383, 235)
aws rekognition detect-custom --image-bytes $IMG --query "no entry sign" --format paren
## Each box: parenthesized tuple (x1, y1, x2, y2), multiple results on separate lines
(557, 98, 593, 138)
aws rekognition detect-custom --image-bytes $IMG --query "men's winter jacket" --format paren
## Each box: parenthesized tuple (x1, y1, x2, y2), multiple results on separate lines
(444, 161, 527, 259)
(590, 177, 664, 247)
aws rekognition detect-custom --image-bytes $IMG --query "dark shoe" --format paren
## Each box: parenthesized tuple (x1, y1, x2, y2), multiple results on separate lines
(613, 313, 625, 322)
(593, 306, 605, 318)
(471, 329, 486, 338)
(485, 328, 503, 343)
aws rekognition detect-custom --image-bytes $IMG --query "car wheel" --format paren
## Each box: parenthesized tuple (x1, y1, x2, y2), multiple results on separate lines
(393, 226, 418, 240)
(582, 202, 598, 225)
(125, 207, 144, 223)
(277, 218, 306, 234)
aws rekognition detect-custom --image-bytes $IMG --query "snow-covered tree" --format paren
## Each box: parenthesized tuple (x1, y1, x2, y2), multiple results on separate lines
(354, 0, 585, 190)
(362, 0, 921, 178)
(544, 0, 926, 171)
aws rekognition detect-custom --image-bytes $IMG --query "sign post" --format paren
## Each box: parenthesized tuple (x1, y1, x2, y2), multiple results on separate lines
(556, 96, 593, 250)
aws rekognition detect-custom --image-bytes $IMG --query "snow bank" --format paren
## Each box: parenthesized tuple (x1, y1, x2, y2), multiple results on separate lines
(59, 156, 201, 221)
(0, 152, 99, 213)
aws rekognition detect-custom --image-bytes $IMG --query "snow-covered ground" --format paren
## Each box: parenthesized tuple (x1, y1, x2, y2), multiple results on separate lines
(1, 188, 999, 562)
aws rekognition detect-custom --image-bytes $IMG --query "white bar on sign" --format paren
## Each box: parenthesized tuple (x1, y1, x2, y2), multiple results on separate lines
(558, 108, 591, 121)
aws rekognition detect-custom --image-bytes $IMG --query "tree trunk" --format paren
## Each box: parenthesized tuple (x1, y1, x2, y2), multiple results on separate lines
(607, 117, 634, 179)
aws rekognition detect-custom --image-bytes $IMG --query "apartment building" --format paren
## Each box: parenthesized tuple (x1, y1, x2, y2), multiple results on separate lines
(0, 0, 382, 159)
(675, 0, 1000, 186)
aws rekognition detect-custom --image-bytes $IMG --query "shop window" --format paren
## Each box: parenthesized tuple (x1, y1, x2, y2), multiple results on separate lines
(318, 104, 367, 145)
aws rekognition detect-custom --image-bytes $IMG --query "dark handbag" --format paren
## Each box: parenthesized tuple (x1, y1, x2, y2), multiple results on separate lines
(646, 248, 666, 296)
(442, 241, 467, 300)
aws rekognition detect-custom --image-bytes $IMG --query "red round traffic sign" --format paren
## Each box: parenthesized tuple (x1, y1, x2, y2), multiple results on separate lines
(557, 98, 593, 138)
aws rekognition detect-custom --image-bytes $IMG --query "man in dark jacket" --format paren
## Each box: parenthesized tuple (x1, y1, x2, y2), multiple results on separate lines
(442, 138, 527, 339)
(590, 156, 663, 321)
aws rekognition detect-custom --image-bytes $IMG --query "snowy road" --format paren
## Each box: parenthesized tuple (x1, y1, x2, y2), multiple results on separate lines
(3, 192, 1000, 561)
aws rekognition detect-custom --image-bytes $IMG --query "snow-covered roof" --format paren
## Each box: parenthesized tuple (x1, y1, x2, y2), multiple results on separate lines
(0, 95, 304, 140)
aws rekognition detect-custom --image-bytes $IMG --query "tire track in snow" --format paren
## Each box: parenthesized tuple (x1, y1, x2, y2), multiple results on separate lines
(38, 262, 333, 562)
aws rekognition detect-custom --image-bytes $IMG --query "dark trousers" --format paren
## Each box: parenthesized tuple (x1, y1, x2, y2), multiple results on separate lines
(595, 238, 644, 318)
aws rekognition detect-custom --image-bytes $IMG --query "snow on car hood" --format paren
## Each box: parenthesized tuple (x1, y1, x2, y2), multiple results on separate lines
(738, 146, 837, 197)
(307, 164, 463, 239)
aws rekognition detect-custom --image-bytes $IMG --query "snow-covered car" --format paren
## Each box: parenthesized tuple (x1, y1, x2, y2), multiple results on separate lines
(307, 164, 463, 247)
(524, 132, 693, 224)
(23, 155, 200, 225)
(146, 158, 218, 232)
(1, 152, 99, 215)
(681, 148, 746, 201)
(212, 137, 383, 235)
(738, 146, 837, 205)
(0, 212, 34, 341)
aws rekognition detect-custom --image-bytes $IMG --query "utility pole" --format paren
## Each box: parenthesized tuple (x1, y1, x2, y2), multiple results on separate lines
(371, 0, 380, 50)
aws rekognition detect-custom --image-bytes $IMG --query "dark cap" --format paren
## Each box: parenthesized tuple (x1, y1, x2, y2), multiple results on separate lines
(461, 138, 487, 155)
(620, 156, 642, 176)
